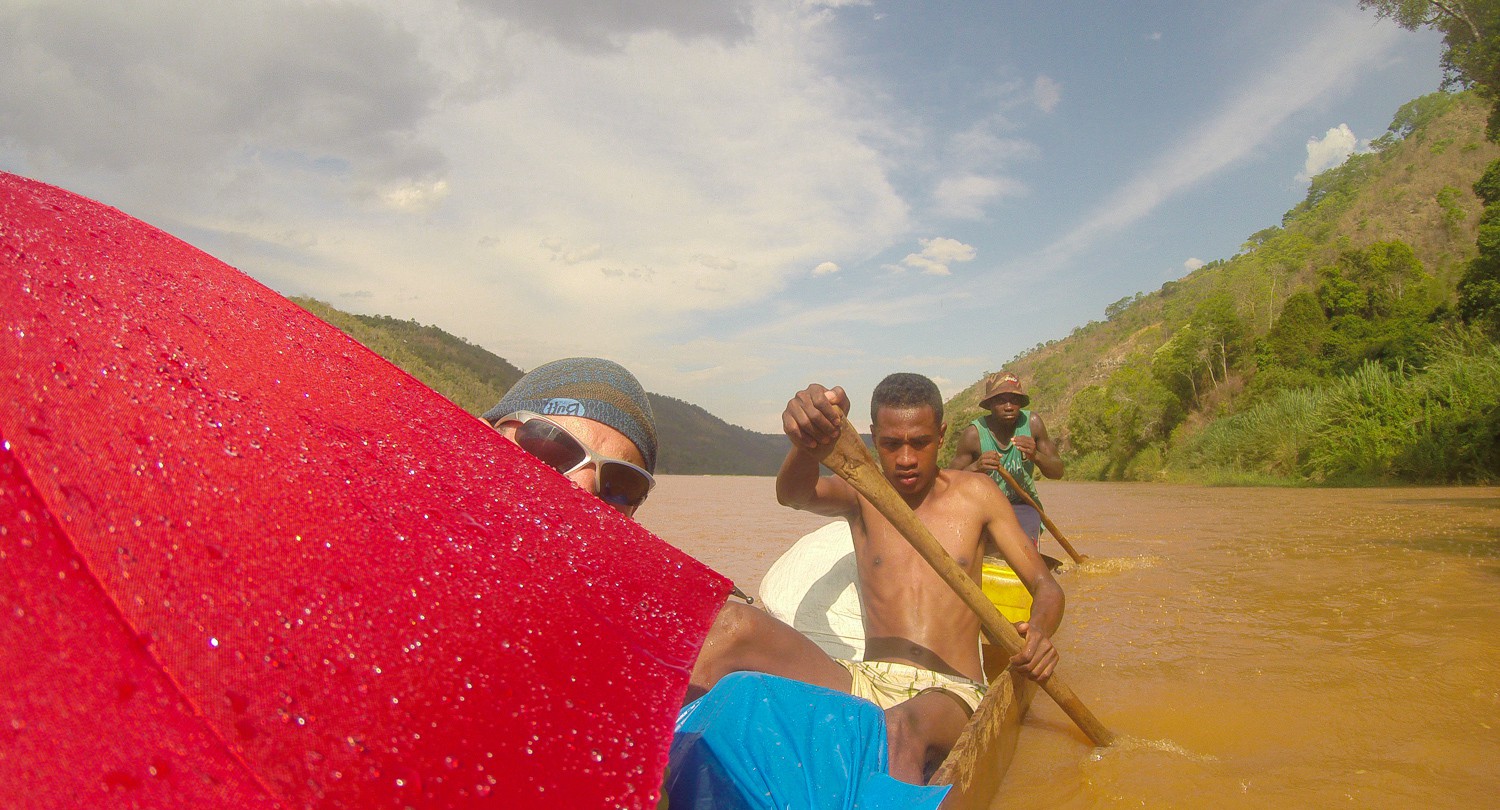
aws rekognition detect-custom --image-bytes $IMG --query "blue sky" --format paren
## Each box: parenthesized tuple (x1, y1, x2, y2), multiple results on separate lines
(1, 1, 1445, 431)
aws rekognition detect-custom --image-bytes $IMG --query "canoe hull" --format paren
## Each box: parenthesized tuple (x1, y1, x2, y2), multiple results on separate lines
(931, 668, 1037, 809)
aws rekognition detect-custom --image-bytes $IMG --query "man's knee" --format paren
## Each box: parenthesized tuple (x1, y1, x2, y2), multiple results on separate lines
(695, 601, 764, 680)
(882, 705, 925, 783)
(703, 600, 759, 650)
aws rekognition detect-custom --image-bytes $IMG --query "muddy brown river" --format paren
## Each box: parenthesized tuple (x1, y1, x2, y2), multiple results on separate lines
(637, 477, 1500, 809)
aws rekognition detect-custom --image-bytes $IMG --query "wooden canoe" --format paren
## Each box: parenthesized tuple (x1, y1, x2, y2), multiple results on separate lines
(931, 642, 1038, 808)
(760, 521, 1049, 806)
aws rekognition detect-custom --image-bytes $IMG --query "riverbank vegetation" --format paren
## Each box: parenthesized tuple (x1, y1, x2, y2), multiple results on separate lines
(962, 2, 1500, 485)
(943, 89, 1500, 485)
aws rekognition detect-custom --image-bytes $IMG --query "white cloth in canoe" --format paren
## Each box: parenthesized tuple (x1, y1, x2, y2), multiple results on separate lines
(760, 520, 867, 661)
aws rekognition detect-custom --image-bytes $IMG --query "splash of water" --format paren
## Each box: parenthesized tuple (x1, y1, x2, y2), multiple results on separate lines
(1088, 735, 1219, 763)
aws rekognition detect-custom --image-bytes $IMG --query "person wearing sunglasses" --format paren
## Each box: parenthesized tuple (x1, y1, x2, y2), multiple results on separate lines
(482, 357, 657, 517)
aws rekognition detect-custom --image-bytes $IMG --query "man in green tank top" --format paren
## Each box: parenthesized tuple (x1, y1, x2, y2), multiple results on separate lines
(948, 371, 1064, 545)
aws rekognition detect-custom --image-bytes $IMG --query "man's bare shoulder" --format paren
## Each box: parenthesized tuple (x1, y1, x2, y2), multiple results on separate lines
(936, 468, 1003, 501)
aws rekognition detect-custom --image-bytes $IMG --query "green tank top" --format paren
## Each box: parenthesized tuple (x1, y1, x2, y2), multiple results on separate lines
(971, 412, 1041, 508)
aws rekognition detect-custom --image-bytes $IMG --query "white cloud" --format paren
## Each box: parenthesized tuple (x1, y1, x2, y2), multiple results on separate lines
(1017, 5, 1403, 281)
(1184, 257, 1205, 272)
(946, 123, 1037, 167)
(1298, 123, 1364, 181)
(0, 1, 916, 377)
(737, 289, 974, 339)
(1034, 75, 1061, 113)
(932, 174, 1026, 220)
(539, 238, 604, 265)
(931, 115, 1036, 220)
(804, 0, 874, 9)
(812, 261, 840, 275)
(381, 178, 451, 212)
(901, 237, 976, 276)
(0, 1, 443, 184)
(459, 0, 755, 52)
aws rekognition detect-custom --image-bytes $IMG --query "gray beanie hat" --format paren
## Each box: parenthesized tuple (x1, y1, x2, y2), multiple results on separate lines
(482, 357, 658, 473)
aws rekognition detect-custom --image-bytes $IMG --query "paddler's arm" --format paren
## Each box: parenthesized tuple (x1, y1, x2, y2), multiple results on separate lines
(949, 424, 1001, 474)
(775, 383, 860, 518)
(948, 424, 981, 470)
(1025, 413, 1065, 480)
(980, 483, 1064, 681)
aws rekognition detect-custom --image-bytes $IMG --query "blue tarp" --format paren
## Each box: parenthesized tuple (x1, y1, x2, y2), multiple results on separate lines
(666, 672, 949, 810)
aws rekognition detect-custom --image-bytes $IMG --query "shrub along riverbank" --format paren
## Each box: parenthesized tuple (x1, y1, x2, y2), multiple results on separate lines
(1146, 328, 1499, 484)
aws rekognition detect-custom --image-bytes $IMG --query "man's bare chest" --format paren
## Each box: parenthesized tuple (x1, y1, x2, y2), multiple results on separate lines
(852, 505, 983, 572)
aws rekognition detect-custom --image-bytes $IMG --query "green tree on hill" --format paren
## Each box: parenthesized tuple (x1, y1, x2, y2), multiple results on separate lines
(1152, 324, 1206, 406)
(1462, 159, 1500, 330)
(1256, 291, 1329, 383)
(1150, 293, 1245, 411)
(1068, 364, 1181, 480)
(1365, 0, 1500, 334)
(1313, 241, 1443, 371)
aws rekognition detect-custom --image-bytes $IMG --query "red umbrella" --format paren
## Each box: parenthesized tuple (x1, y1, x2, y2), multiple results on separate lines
(0, 172, 730, 808)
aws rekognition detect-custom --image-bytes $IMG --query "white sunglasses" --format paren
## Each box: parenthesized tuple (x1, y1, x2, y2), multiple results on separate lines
(496, 410, 654, 510)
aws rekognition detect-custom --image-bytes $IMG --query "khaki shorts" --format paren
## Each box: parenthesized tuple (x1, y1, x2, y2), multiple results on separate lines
(837, 659, 987, 714)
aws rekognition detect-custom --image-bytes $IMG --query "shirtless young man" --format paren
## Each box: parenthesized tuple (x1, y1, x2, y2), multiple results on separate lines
(689, 373, 1065, 783)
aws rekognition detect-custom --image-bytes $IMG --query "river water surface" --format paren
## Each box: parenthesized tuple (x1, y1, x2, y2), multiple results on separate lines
(636, 477, 1500, 809)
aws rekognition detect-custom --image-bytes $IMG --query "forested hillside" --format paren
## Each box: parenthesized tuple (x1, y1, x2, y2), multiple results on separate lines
(646, 395, 789, 475)
(292, 298, 787, 475)
(942, 91, 1500, 484)
(294, 297, 526, 415)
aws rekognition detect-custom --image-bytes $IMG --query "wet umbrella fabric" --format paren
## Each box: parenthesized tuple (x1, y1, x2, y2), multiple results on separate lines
(0, 172, 731, 808)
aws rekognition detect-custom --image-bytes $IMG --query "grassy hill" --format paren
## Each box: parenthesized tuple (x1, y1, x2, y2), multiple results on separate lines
(293, 297, 526, 415)
(940, 91, 1500, 484)
(292, 297, 787, 475)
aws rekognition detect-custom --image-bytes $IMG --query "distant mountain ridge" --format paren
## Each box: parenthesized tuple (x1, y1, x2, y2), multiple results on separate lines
(292, 297, 787, 475)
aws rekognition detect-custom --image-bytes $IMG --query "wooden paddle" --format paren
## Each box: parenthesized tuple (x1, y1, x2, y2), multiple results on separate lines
(991, 465, 1089, 564)
(821, 413, 1115, 747)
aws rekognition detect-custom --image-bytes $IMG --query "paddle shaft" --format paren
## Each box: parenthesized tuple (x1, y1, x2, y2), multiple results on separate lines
(990, 465, 1088, 564)
(822, 416, 1115, 747)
